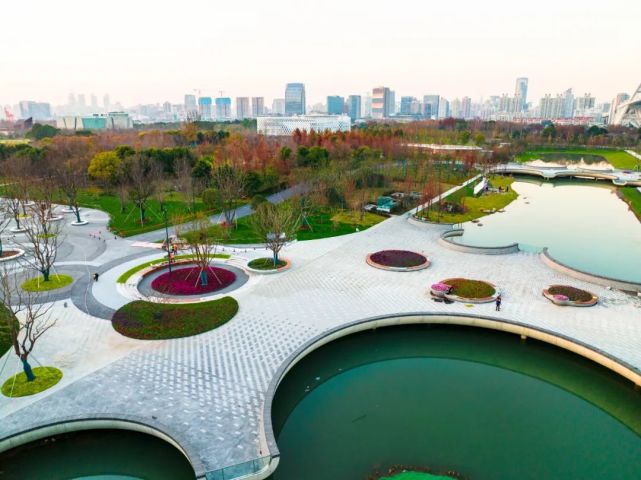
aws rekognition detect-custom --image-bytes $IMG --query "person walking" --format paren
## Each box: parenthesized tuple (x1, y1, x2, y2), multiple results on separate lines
(495, 294, 502, 311)
(93, 272, 100, 282)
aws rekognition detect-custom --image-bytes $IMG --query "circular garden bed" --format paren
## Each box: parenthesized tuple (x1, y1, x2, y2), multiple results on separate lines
(112, 296, 239, 340)
(2, 367, 63, 397)
(367, 250, 430, 272)
(543, 285, 597, 307)
(0, 249, 24, 262)
(431, 278, 497, 303)
(21, 274, 73, 292)
(151, 266, 236, 295)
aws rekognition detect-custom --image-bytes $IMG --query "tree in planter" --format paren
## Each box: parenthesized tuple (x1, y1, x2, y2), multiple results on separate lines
(17, 203, 64, 283)
(0, 267, 56, 382)
(125, 156, 161, 226)
(0, 209, 12, 257)
(3, 183, 27, 231)
(211, 164, 246, 229)
(175, 214, 222, 287)
(58, 159, 87, 224)
(249, 202, 300, 266)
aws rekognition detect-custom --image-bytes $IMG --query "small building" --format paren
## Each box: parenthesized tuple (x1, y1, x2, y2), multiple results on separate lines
(256, 115, 351, 136)
(376, 196, 398, 213)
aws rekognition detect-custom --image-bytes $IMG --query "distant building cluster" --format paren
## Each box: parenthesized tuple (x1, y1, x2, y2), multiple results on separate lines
(257, 115, 351, 136)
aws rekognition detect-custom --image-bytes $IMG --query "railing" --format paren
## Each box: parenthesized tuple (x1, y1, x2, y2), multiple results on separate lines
(205, 455, 274, 480)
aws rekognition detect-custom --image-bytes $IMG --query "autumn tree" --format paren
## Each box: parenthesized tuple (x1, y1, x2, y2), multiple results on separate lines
(211, 164, 246, 228)
(249, 201, 300, 265)
(125, 155, 161, 225)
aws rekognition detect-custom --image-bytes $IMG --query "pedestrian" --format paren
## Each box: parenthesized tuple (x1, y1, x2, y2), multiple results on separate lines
(495, 294, 502, 311)
(93, 272, 99, 282)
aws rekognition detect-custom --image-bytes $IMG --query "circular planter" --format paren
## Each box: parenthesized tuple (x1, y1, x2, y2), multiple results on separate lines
(432, 278, 498, 304)
(151, 266, 236, 296)
(367, 250, 430, 272)
(47, 216, 63, 222)
(0, 249, 25, 263)
(61, 208, 76, 214)
(543, 285, 598, 307)
(246, 257, 292, 274)
(71, 220, 89, 226)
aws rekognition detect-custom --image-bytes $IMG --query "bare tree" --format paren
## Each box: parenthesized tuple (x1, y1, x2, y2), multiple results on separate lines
(57, 159, 88, 224)
(0, 267, 55, 381)
(211, 164, 246, 228)
(0, 208, 13, 256)
(249, 202, 300, 265)
(175, 214, 222, 287)
(126, 156, 161, 226)
(174, 156, 203, 214)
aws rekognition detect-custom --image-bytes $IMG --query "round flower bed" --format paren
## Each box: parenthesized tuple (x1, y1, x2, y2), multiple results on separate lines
(543, 285, 597, 307)
(151, 266, 236, 295)
(367, 250, 430, 272)
(432, 278, 497, 303)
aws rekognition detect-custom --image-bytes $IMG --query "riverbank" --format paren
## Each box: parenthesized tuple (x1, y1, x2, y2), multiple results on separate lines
(618, 187, 641, 222)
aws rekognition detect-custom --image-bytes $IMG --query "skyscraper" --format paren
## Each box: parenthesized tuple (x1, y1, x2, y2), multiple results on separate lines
(400, 96, 420, 116)
(387, 90, 396, 116)
(348, 95, 361, 121)
(184, 94, 197, 111)
(216, 97, 232, 120)
(198, 96, 212, 120)
(251, 97, 265, 117)
(423, 95, 440, 119)
(272, 98, 286, 116)
(372, 87, 391, 118)
(285, 83, 306, 115)
(438, 97, 450, 119)
(461, 96, 472, 119)
(103, 94, 111, 111)
(515, 77, 528, 111)
(236, 97, 250, 119)
(327, 96, 345, 115)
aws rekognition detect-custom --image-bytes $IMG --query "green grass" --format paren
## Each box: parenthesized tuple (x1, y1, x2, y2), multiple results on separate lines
(116, 253, 230, 283)
(0, 306, 18, 357)
(620, 187, 641, 221)
(420, 176, 517, 224)
(2, 367, 63, 397)
(516, 148, 640, 170)
(21, 274, 73, 292)
(379, 472, 456, 480)
(247, 258, 287, 270)
(112, 297, 239, 340)
(444, 278, 496, 299)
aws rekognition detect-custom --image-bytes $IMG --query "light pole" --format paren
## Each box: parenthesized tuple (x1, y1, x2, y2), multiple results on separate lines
(160, 201, 172, 273)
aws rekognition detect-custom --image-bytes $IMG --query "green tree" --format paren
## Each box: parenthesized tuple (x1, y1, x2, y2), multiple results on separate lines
(88, 151, 122, 184)
(474, 133, 486, 146)
(27, 124, 59, 140)
(458, 131, 471, 144)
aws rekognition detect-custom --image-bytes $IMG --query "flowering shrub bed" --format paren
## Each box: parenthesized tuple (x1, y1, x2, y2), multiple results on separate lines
(543, 285, 597, 307)
(151, 266, 236, 295)
(439, 278, 496, 299)
(369, 250, 427, 268)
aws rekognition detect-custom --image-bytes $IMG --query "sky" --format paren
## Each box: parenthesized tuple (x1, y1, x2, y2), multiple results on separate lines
(2, 0, 640, 107)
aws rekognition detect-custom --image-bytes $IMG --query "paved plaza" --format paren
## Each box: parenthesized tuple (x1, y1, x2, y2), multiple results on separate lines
(1, 204, 641, 478)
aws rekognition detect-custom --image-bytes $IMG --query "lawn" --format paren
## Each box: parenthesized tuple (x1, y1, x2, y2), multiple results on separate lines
(116, 253, 230, 283)
(111, 296, 239, 340)
(419, 176, 517, 224)
(0, 306, 18, 357)
(443, 278, 496, 299)
(247, 258, 287, 270)
(516, 148, 640, 170)
(2, 367, 63, 397)
(21, 274, 73, 292)
(619, 187, 641, 221)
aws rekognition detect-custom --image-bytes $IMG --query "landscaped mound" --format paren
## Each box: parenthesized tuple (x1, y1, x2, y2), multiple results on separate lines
(2, 367, 63, 397)
(21, 274, 73, 292)
(368, 250, 429, 271)
(248, 258, 287, 270)
(151, 266, 236, 295)
(543, 285, 597, 307)
(432, 278, 497, 303)
(112, 296, 239, 340)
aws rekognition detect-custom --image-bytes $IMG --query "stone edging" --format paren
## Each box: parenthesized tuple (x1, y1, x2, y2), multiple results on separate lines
(540, 248, 641, 293)
(260, 312, 641, 475)
(245, 258, 292, 275)
(408, 215, 455, 227)
(366, 252, 430, 272)
(542, 286, 598, 307)
(438, 229, 520, 255)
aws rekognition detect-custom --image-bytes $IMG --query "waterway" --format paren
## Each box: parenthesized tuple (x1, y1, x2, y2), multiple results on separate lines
(452, 178, 641, 282)
(270, 325, 641, 480)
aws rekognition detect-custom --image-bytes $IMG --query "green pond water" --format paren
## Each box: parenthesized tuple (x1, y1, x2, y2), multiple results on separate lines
(270, 326, 641, 480)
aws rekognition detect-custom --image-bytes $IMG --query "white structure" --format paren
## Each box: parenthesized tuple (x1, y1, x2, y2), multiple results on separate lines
(257, 115, 351, 136)
(610, 84, 641, 128)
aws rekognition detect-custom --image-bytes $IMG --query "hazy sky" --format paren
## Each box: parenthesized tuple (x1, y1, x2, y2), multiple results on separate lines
(2, 0, 640, 107)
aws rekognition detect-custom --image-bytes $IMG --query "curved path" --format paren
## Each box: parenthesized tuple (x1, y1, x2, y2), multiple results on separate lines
(1, 203, 641, 479)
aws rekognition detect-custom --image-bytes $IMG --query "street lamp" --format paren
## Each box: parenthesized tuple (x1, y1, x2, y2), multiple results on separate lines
(160, 200, 172, 273)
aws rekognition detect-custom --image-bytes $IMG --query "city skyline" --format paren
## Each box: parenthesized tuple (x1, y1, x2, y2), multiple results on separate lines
(2, 0, 640, 106)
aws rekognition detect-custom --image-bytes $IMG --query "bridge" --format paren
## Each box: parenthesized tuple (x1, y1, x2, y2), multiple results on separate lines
(493, 162, 641, 187)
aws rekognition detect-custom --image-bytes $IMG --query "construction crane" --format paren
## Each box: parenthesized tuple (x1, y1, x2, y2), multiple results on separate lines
(3, 106, 14, 122)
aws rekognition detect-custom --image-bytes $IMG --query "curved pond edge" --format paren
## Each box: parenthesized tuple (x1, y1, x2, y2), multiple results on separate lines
(438, 229, 520, 255)
(0, 415, 206, 478)
(261, 312, 641, 478)
(541, 248, 641, 293)
(408, 215, 455, 228)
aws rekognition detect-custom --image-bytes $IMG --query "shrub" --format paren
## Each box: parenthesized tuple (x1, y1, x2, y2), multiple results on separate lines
(547, 285, 593, 302)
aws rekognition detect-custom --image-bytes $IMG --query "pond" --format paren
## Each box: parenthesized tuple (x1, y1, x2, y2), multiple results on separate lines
(270, 325, 641, 480)
(451, 178, 641, 282)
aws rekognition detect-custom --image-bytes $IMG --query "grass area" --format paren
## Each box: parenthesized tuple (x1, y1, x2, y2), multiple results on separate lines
(116, 253, 230, 283)
(0, 306, 18, 357)
(2, 367, 63, 397)
(444, 278, 496, 299)
(619, 187, 641, 221)
(247, 258, 286, 270)
(420, 176, 517, 224)
(379, 473, 456, 480)
(516, 148, 640, 170)
(21, 274, 73, 292)
(112, 296, 239, 340)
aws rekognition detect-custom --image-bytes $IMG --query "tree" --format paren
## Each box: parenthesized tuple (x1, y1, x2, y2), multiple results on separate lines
(175, 214, 221, 287)
(0, 208, 12, 256)
(0, 267, 55, 381)
(211, 164, 246, 228)
(125, 156, 161, 225)
(474, 133, 486, 146)
(174, 156, 202, 213)
(27, 123, 59, 140)
(88, 151, 121, 184)
(58, 159, 87, 224)
(249, 202, 300, 265)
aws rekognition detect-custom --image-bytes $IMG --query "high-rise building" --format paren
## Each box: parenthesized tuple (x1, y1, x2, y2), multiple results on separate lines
(18, 101, 52, 120)
(423, 95, 440, 119)
(450, 98, 462, 118)
(348, 95, 361, 121)
(387, 90, 396, 116)
(216, 97, 232, 120)
(461, 96, 472, 119)
(574, 94, 596, 116)
(362, 93, 372, 118)
(184, 94, 197, 111)
(438, 97, 450, 119)
(400, 96, 421, 116)
(272, 98, 286, 116)
(285, 83, 306, 115)
(372, 87, 391, 118)
(251, 97, 265, 117)
(236, 97, 250, 119)
(609, 92, 630, 124)
(515, 77, 528, 111)
(198, 96, 212, 120)
(103, 94, 111, 111)
(90, 94, 98, 109)
(327, 96, 345, 115)
(563, 88, 575, 118)
(78, 94, 86, 107)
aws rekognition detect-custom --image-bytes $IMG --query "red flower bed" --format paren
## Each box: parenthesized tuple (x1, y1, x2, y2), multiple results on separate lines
(151, 266, 236, 295)
(369, 250, 427, 268)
